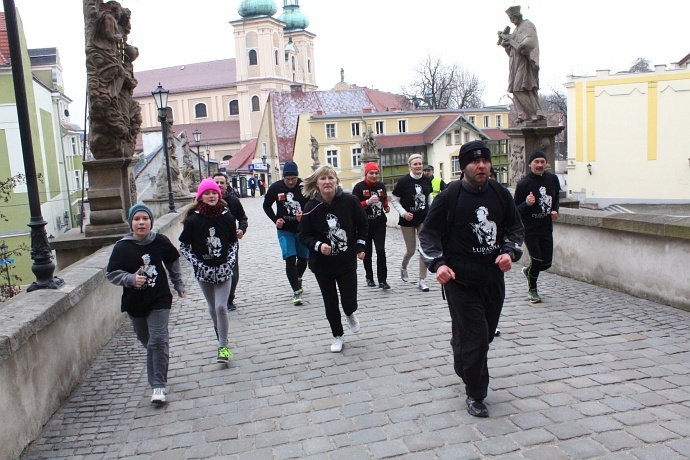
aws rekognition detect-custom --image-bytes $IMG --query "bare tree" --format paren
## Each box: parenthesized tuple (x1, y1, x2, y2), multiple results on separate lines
(628, 57, 652, 73)
(400, 54, 485, 110)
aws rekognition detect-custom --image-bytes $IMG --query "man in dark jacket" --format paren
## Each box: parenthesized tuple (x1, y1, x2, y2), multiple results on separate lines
(419, 140, 524, 418)
(514, 150, 560, 303)
(213, 173, 248, 311)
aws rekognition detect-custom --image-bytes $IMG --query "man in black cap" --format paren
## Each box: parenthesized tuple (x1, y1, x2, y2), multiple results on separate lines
(419, 140, 524, 417)
(423, 164, 447, 199)
(514, 150, 560, 303)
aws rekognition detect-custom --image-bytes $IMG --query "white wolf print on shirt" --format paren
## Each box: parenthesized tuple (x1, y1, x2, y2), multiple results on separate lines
(412, 184, 426, 211)
(326, 213, 348, 255)
(206, 227, 223, 258)
(137, 253, 158, 289)
(470, 206, 498, 250)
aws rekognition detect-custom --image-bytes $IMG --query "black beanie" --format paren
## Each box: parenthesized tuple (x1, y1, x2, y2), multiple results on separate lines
(529, 150, 547, 164)
(459, 140, 491, 170)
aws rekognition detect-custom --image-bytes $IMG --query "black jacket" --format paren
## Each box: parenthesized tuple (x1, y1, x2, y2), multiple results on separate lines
(299, 188, 368, 275)
(223, 192, 249, 235)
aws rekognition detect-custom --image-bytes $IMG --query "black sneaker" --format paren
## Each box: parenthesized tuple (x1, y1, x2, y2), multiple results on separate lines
(466, 397, 489, 417)
(379, 282, 391, 290)
(227, 303, 237, 311)
(366, 278, 377, 287)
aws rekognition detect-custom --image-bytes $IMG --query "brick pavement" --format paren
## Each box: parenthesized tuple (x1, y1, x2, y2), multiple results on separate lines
(22, 197, 690, 459)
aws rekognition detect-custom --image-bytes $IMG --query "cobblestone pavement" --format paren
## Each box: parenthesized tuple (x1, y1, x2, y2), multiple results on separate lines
(23, 197, 690, 459)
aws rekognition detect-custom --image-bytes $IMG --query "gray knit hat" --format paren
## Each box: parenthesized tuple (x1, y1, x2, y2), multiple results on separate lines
(128, 203, 153, 230)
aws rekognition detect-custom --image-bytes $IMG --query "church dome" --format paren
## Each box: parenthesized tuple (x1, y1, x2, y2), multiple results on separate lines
(237, 0, 278, 18)
(278, 1, 309, 31)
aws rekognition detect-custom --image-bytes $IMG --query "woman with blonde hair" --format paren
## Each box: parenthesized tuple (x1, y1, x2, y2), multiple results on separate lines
(390, 153, 433, 291)
(299, 165, 368, 353)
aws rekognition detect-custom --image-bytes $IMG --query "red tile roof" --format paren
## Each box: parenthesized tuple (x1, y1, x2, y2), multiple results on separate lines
(482, 128, 510, 140)
(226, 138, 257, 170)
(375, 133, 426, 149)
(133, 59, 238, 98)
(362, 87, 413, 112)
(0, 13, 11, 65)
(423, 114, 462, 143)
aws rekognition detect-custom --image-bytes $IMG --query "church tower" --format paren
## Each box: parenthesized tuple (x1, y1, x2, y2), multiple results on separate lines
(231, 0, 317, 141)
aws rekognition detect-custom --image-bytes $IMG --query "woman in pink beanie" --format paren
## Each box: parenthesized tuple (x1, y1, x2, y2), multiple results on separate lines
(179, 178, 238, 364)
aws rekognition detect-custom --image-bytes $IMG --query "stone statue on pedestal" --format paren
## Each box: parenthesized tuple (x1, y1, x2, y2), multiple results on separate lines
(498, 5, 545, 126)
(154, 109, 189, 198)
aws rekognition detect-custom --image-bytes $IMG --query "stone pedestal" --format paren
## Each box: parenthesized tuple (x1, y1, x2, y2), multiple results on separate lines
(502, 125, 565, 187)
(83, 158, 136, 237)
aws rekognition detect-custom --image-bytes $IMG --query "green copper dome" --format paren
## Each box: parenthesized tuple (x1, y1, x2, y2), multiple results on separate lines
(238, 0, 278, 18)
(278, 0, 309, 31)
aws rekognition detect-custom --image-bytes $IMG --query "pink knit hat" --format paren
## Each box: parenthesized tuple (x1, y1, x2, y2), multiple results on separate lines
(196, 178, 222, 201)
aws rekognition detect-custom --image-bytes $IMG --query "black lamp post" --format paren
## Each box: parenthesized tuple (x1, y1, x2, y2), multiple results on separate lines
(205, 142, 211, 176)
(3, 0, 63, 292)
(193, 128, 202, 180)
(152, 84, 175, 213)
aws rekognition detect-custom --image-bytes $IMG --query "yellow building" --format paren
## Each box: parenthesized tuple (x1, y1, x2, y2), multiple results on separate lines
(565, 61, 690, 206)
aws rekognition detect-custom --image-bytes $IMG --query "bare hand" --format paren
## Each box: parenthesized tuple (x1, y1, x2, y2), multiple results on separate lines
(177, 290, 186, 298)
(404, 212, 414, 221)
(134, 273, 146, 288)
(551, 211, 559, 221)
(436, 265, 455, 284)
(368, 195, 380, 205)
(495, 253, 512, 272)
(357, 252, 365, 260)
(320, 244, 332, 255)
(276, 218, 285, 229)
(384, 206, 390, 213)
(526, 192, 536, 206)
(296, 211, 303, 222)
(236, 229, 244, 239)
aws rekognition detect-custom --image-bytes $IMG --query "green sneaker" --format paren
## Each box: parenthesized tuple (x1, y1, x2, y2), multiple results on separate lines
(297, 277, 304, 295)
(528, 289, 541, 303)
(217, 347, 233, 364)
(293, 291, 303, 306)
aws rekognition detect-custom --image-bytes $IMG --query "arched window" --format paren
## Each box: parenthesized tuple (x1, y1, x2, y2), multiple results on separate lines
(274, 50, 279, 66)
(307, 59, 311, 73)
(229, 100, 239, 115)
(248, 49, 258, 66)
(194, 103, 207, 119)
(251, 95, 260, 112)
(291, 56, 295, 71)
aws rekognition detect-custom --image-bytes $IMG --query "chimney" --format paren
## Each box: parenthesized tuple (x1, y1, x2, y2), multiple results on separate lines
(363, 108, 372, 114)
(315, 110, 323, 115)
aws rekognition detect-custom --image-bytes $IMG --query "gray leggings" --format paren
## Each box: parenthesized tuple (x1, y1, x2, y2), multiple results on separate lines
(130, 308, 170, 389)
(401, 224, 427, 280)
(198, 279, 232, 348)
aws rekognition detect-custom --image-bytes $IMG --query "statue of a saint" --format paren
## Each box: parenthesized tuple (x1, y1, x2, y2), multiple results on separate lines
(498, 5, 545, 125)
(310, 135, 320, 165)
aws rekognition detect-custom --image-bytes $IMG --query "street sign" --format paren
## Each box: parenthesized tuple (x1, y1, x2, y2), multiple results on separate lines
(0, 259, 15, 265)
(248, 164, 254, 171)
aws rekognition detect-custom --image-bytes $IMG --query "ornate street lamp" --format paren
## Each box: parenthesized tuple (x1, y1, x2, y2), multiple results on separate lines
(151, 84, 175, 213)
(193, 128, 203, 180)
(3, 1, 63, 292)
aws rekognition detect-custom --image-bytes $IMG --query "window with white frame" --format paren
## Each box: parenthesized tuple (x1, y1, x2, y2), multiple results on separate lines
(445, 133, 452, 146)
(451, 156, 461, 177)
(251, 96, 260, 112)
(454, 129, 461, 144)
(326, 149, 339, 168)
(262, 142, 267, 157)
(469, 115, 475, 124)
(70, 137, 78, 156)
(483, 115, 489, 128)
(464, 132, 470, 143)
(229, 100, 239, 115)
(326, 123, 336, 139)
(73, 170, 81, 190)
(248, 49, 258, 66)
(375, 120, 384, 135)
(194, 103, 208, 119)
(351, 122, 361, 137)
(496, 114, 502, 128)
(351, 147, 362, 167)
(398, 119, 407, 133)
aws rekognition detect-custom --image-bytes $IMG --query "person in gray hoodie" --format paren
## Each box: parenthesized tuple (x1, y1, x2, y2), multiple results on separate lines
(106, 204, 186, 404)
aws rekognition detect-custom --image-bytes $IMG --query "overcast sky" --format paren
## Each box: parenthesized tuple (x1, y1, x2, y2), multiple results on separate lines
(3, 0, 688, 128)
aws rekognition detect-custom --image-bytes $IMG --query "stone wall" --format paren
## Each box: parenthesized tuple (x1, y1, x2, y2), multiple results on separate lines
(0, 207, 188, 460)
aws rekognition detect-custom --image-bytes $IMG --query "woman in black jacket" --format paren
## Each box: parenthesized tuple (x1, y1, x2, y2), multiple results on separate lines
(299, 165, 368, 353)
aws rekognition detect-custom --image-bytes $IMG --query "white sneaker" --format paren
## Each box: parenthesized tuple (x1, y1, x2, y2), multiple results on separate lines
(418, 279, 429, 292)
(346, 312, 360, 333)
(330, 336, 344, 353)
(401, 268, 408, 282)
(151, 387, 166, 404)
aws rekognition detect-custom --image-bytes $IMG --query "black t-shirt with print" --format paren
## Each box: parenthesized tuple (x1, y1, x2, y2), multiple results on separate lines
(106, 234, 179, 317)
(178, 211, 237, 267)
(352, 180, 388, 228)
(392, 174, 432, 227)
(263, 179, 307, 233)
